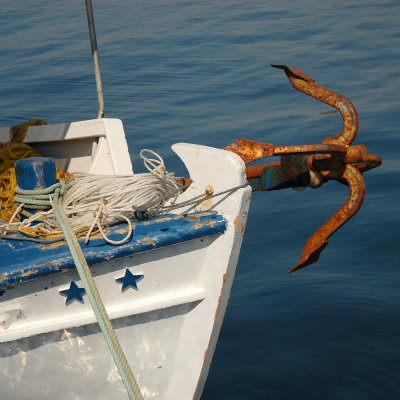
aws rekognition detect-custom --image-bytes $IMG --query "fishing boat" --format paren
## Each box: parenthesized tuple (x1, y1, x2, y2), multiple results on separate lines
(0, 2, 381, 399)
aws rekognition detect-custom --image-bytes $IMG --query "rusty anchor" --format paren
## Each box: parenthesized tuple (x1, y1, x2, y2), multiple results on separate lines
(225, 65, 381, 273)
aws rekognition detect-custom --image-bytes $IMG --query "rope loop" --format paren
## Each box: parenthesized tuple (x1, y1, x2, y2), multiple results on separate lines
(140, 148, 166, 178)
(14, 180, 65, 210)
(0, 151, 184, 242)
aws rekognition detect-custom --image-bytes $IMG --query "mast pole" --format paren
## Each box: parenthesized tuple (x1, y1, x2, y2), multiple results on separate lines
(85, 0, 105, 118)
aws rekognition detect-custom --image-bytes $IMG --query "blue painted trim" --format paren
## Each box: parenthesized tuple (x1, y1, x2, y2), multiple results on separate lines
(0, 211, 226, 288)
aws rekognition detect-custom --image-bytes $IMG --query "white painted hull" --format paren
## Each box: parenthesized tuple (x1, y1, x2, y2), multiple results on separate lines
(0, 119, 251, 399)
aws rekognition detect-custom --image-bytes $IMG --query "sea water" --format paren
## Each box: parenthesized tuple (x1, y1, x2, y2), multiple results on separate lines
(1, 1, 399, 398)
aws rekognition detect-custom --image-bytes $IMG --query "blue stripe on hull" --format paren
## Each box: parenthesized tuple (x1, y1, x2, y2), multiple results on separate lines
(0, 211, 226, 288)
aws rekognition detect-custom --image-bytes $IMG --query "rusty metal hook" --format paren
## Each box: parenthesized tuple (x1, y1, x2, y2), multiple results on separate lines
(271, 64, 359, 146)
(224, 65, 381, 273)
(289, 163, 365, 272)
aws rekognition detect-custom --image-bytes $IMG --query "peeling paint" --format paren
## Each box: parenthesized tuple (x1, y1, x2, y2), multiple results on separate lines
(194, 221, 216, 230)
(143, 216, 173, 225)
(20, 269, 40, 278)
(138, 237, 156, 246)
(115, 227, 130, 234)
(233, 216, 239, 232)
(0, 211, 226, 287)
(40, 241, 66, 250)
(214, 274, 228, 321)
(241, 210, 248, 233)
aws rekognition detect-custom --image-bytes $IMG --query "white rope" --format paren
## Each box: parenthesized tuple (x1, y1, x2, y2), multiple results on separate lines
(0, 149, 249, 244)
(0, 150, 183, 243)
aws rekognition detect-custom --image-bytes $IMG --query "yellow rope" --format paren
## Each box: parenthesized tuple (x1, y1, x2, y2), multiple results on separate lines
(9, 118, 48, 143)
(0, 168, 18, 222)
(0, 142, 42, 221)
(0, 163, 72, 232)
(2, 120, 112, 240)
(1, 120, 47, 221)
(0, 119, 70, 228)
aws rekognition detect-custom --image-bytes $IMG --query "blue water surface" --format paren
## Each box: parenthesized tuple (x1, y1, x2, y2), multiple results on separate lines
(1, 1, 399, 399)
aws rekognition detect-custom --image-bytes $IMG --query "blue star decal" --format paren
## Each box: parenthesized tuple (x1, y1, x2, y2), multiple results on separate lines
(59, 280, 86, 305)
(116, 268, 144, 292)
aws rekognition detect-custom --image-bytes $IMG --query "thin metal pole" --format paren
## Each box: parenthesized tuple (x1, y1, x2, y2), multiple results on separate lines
(85, 0, 105, 118)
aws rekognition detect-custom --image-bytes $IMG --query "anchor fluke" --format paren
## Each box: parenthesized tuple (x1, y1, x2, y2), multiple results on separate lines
(290, 239, 330, 273)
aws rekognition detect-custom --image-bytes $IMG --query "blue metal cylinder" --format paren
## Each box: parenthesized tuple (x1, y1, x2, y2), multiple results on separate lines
(15, 157, 57, 190)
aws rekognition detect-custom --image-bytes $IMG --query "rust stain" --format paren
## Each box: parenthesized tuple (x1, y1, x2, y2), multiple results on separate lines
(224, 138, 274, 164)
(241, 210, 248, 233)
(197, 198, 213, 210)
(233, 216, 239, 232)
(214, 274, 228, 321)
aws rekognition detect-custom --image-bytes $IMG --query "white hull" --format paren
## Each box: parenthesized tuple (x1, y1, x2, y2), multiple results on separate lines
(0, 119, 251, 399)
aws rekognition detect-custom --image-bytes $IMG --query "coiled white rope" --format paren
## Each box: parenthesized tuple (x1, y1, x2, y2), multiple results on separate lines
(0, 149, 248, 244)
(0, 150, 183, 242)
